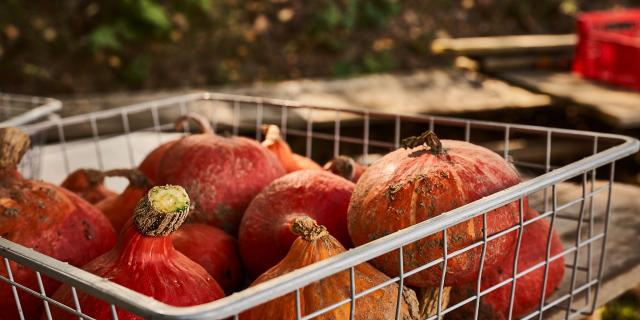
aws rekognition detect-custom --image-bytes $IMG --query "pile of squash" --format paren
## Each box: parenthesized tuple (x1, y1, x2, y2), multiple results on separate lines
(0, 113, 564, 320)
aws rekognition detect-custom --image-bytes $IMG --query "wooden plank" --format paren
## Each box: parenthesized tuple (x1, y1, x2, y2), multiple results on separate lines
(230, 69, 551, 122)
(41, 69, 550, 141)
(431, 34, 577, 56)
(497, 70, 640, 129)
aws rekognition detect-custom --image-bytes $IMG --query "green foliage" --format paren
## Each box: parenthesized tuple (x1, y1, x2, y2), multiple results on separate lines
(88, 0, 171, 52)
(2, 0, 635, 93)
(90, 26, 121, 51)
(363, 51, 395, 73)
(309, 0, 400, 39)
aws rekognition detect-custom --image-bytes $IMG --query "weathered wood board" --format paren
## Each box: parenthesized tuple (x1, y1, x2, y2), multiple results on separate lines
(497, 70, 640, 129)
(431, 34, 576, 56)
(42, 69, 551, 140)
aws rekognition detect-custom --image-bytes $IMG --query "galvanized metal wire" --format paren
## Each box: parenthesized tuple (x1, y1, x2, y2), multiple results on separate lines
(0, 92, 61, 127)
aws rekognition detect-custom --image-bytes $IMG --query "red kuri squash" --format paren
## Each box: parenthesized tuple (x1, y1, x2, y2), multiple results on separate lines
(137, 113, 203, 184)
(348, 131, 523, 287)
(241, 217, 419, 320)
(239, 170, 354, 277)
(0, 128, 116, 320)
(157, 113, 285, 234)
(49, 185, 225, 320)
(172, 223, 243, 293)
(448, 208, 565, 319)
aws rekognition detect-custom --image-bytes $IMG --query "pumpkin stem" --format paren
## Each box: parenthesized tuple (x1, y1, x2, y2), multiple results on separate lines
(134, 185, 190, 236)
(418, 286, 451, 318)
(262, 124, 282, 143)
(323, 155, 356, 181)
(68, 169, 105, 187)
(290, 216, 328, 241)
(401, 131, 444, 154)
(103, 168, 152, 189)
(0, 127, 30, 170)
(175, 112, 214, 135)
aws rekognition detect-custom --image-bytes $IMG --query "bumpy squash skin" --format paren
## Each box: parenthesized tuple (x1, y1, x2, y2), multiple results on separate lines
(49, 186, 224, 320)
(158, 134, 285, 235)
(172, 223, 243, 293)
(239, 170, 354, 278)
(449, 208, 565, 319)
(0, 173, 116, 320)
(240, 218, 419, 320)
(61, 169, 116, 204)
(348, 139, 523, 287)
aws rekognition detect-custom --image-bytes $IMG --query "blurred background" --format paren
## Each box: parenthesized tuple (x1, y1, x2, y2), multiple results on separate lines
(0, 0, 637, 94)
(2, 1, 640, 318)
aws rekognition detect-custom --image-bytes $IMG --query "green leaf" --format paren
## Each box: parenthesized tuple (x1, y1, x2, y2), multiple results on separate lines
(137, 0, 171, 31)
(89, 25, 121, 51)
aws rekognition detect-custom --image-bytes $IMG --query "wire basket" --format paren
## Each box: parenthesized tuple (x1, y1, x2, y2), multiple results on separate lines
(2, 92, 639, 320)
(0, 93, 62, 127)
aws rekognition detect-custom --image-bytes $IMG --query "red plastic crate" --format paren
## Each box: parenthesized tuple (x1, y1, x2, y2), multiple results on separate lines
(573, 9, 640, 91)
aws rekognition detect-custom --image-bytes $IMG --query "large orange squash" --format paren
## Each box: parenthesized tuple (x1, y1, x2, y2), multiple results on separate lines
(241, 217, 419, 320)
(348, 131, 523, 287)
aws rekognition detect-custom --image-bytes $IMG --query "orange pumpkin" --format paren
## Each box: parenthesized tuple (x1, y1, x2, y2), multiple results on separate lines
(0, 128, 116, 320)
(241, 217, 419, 320)
(262, 124, 322, 172)
(96, 169, 153, 233)
(348, 131, 523, 287)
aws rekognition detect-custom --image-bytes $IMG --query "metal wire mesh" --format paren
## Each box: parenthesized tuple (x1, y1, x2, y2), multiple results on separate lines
(0, 92, 61, 127)
(0, 92, 637, 319)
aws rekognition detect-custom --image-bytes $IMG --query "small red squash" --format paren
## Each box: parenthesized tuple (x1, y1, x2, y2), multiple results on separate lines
(49, 185, 225, 320)
(239, 170, 354, 277)
(61, 168, 116, 204)
(172, 223, 243, 293)
(0, 127, 116, 320)
(157, 113, 285, 234)
(240, 217, 419, 320)
(262, 124, 322, 172)
(323, 155, 366, 182)
(96, 169, 153, 233)
(348, 131, 523, 287)
(448, 208, 565, 319)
